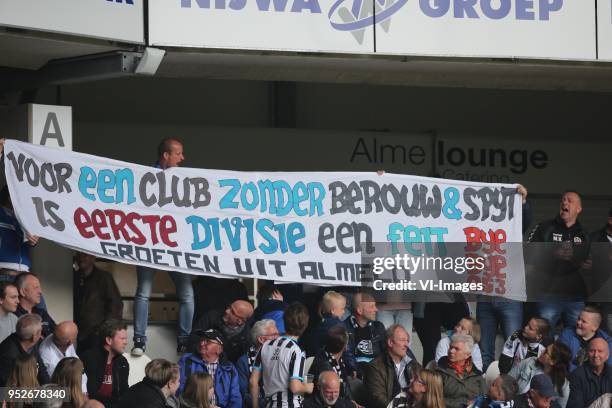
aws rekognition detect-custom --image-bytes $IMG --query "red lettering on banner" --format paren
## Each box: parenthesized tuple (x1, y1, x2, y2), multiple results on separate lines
(73, 208, 177, 247)
(463, 227, 508, 295)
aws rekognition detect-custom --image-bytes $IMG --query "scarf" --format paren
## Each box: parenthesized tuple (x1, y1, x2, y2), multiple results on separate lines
(325, 349, 344, 379)
(247, 345, 258, 371)
(448, 356, 474, 377)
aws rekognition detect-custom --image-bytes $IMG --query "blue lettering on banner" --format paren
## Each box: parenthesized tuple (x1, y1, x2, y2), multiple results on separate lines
(218, 178, 325, 217)
(442, 187, 462, 220)
(78, 166, 136, 204)
(107, 0, 134, 4)
(186, 215, 306, 254)
(387, 223, 448, 256)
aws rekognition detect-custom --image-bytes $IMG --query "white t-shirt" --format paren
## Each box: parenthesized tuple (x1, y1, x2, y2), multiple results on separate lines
(0, 312, 18, 343)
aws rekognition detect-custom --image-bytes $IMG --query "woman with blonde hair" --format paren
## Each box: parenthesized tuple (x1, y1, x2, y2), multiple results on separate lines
(391, 368, 445, 408)
(178, 372, 219, 408)
(51, 357, 86, 408)
(434, 317, 483, 371)
(5, 354, 39, 408)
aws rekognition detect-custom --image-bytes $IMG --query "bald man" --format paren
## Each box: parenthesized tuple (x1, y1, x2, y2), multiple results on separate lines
(190, 300, 254, 362)
(39, 321, 88, 392)
(528, 191, 590, 330)
(344, 291, 387, 376)
(304, 371, 353, 408)
(567, 337, 612, 408)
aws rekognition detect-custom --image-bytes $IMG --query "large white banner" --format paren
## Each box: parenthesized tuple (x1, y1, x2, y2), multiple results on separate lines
(0, 0, 144, 43)
(4, 140, 525, 299)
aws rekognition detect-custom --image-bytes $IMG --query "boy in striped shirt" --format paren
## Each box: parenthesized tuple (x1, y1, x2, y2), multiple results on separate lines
(250, 302, 314, 408)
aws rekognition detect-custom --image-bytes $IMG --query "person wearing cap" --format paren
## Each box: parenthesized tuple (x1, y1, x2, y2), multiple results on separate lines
(566, 338, 612, 408)
(513, 374, 558, 408)
(190, 300, 254, 363)
(177, 328, 241, 408)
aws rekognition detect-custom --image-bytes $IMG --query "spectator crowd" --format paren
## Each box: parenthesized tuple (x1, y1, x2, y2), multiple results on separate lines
(0, 138, 611, 408)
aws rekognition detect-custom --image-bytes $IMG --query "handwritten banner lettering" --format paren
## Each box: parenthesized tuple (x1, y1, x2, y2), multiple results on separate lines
(3, 140, 525, 299)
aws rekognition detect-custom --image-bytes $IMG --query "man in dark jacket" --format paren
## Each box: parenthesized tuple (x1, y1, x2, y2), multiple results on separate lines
(526, 191, 590, 329)
(14, 272, 56, 337)
(363, 324, 420, 408)
(304, 371, 353, 408)
(74, 252, 123, 351)
(310, 325, 353, 401)
(567, 338, 612, 408)
(80, 319, 130, 408)
(435, 333, 486, 408)
(513, 374, 557, 408)
(190, 300, 253, 363)
(0, 313, 50, 385)
(344, 291, 386, 377)
(119, 359, 180, 408)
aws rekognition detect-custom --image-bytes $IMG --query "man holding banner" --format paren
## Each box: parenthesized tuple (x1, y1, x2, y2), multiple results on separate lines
(132, 138, 194, 356)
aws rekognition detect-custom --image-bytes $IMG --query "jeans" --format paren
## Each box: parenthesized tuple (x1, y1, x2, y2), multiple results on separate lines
(536, 301, 584, 331)
(133, 266, 194, 345)
(377, 309, 413, 334)
(477, 299, 523, 371)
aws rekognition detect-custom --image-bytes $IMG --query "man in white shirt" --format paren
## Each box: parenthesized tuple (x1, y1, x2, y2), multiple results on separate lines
(0, 282, 19, 342)
(39, 320, 88, 393)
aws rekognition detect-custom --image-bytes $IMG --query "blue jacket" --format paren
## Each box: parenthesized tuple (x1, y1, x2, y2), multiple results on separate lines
(177, 353, 241, 408)
(252, 299, 287, 334)
(0, 206, 32, 271)
(236, 350, 264, 408)
(558, 327, 612, 371)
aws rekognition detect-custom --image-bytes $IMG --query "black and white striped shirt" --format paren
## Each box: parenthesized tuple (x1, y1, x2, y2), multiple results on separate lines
(253, 336, 305, 408)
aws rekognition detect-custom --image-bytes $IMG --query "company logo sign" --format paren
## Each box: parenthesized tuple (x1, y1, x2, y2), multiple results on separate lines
(180, 0, 564, 43)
